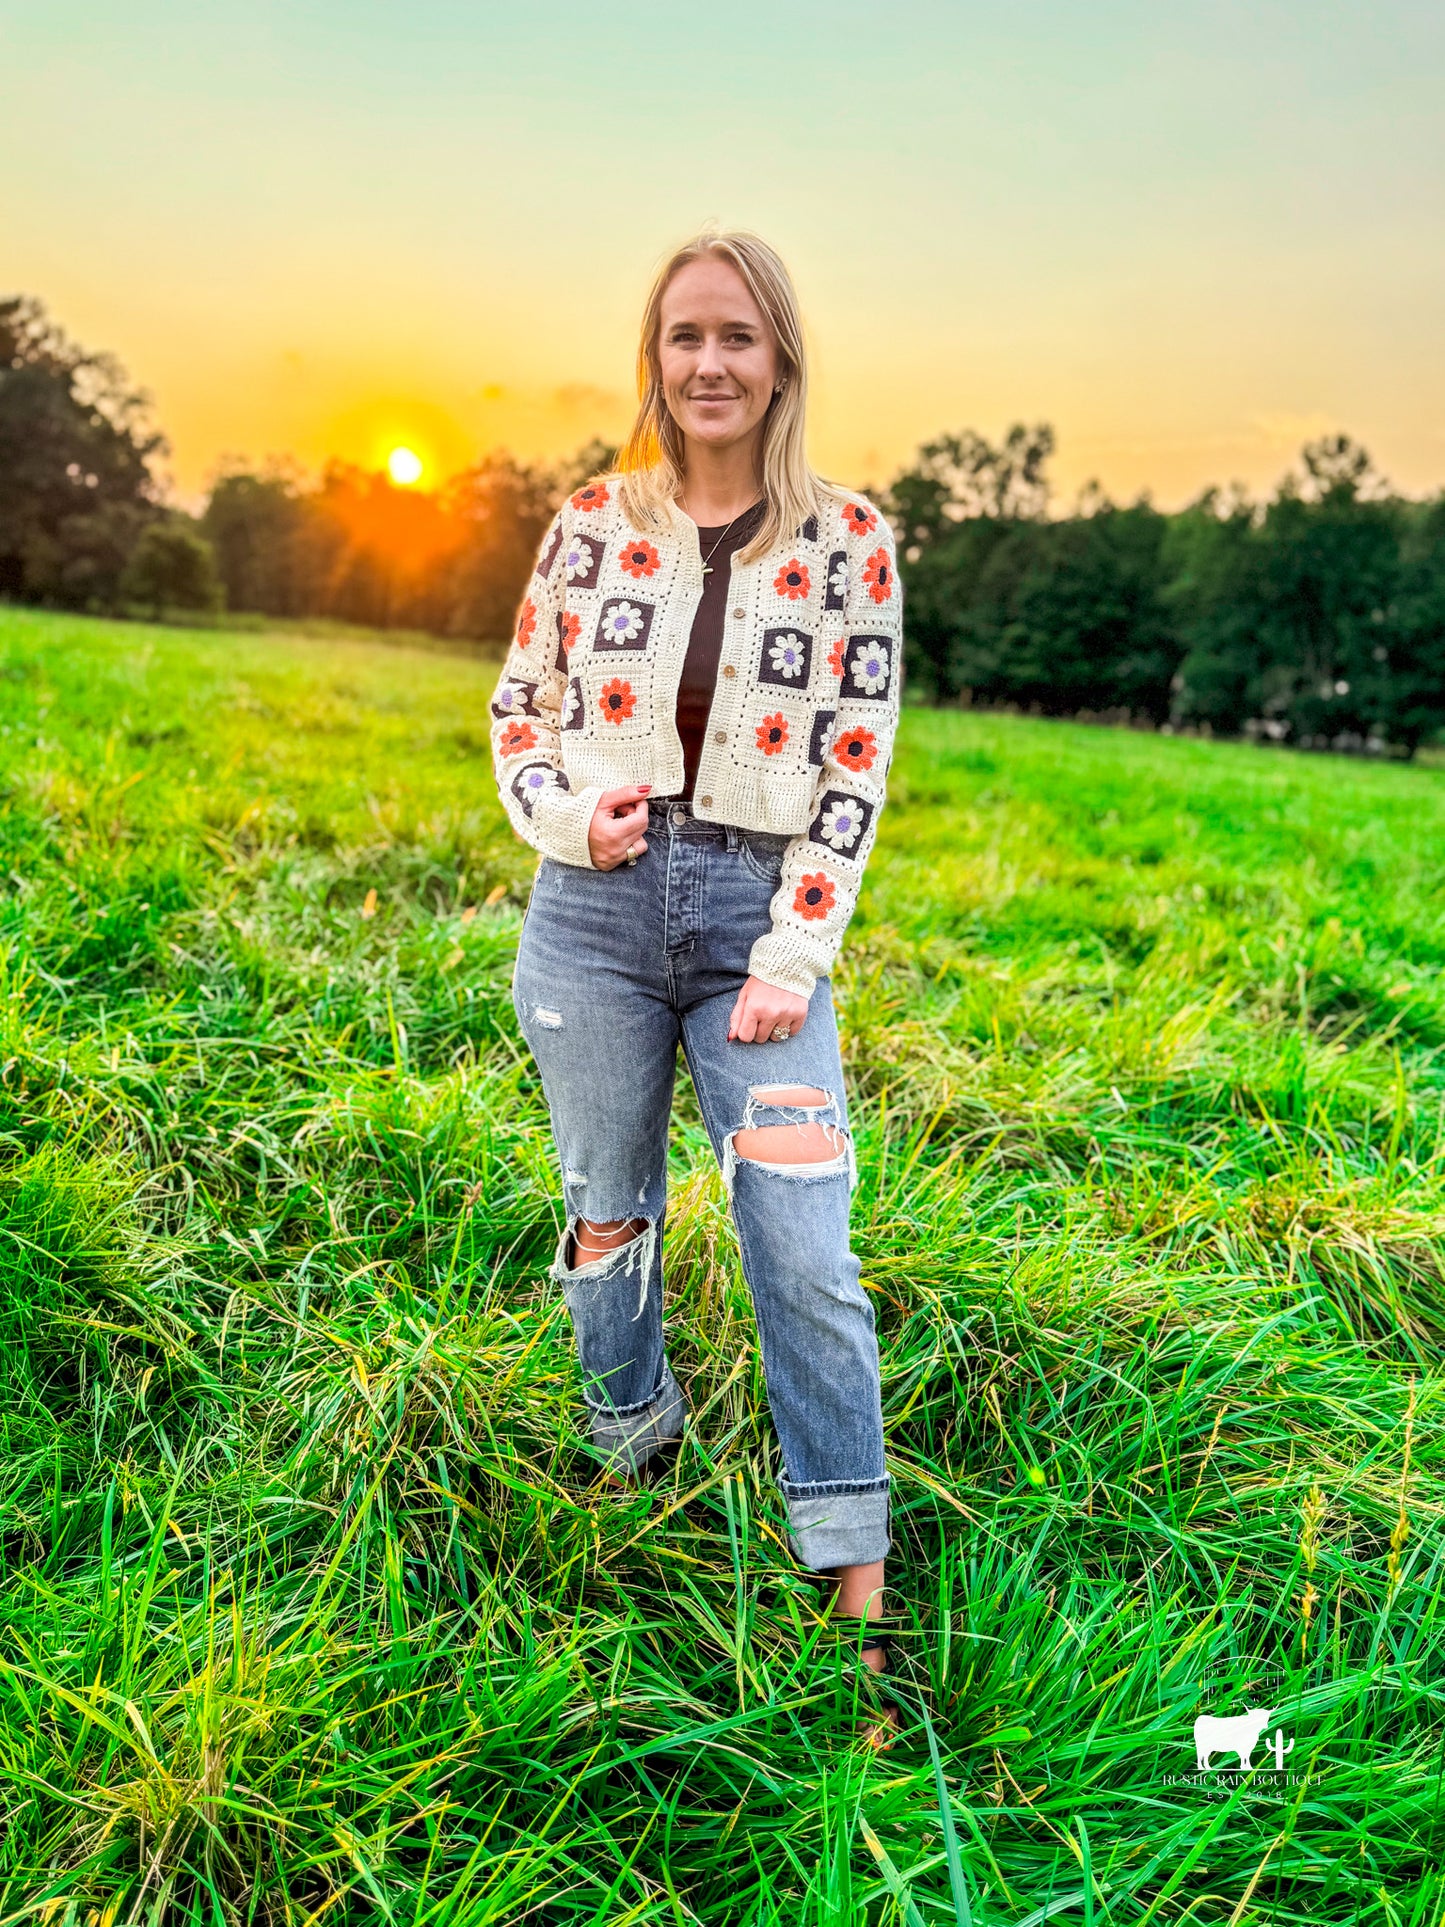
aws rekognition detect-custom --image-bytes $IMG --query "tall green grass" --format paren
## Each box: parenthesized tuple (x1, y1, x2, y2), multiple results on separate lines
(0, 606, 1441, 1924)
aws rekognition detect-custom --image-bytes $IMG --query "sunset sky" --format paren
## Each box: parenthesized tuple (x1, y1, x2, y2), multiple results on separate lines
(5, 0, 1443, 508)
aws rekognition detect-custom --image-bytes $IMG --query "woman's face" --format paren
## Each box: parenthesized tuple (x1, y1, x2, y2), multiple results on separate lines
(657, 255, 781, 459)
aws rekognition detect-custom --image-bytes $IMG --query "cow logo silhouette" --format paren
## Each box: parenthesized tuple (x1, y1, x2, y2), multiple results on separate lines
(1193, 1707, 1293, 1771)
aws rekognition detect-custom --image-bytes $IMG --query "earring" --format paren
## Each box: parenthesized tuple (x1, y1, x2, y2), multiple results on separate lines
(775, 379, 788, 394)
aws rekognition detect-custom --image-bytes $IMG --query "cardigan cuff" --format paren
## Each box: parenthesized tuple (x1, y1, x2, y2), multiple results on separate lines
(747, 929, 827, 1002)
(531, 783, 604, 870)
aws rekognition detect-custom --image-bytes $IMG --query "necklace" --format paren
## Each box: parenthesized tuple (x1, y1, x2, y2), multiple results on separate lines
(692, 499, 762, 574)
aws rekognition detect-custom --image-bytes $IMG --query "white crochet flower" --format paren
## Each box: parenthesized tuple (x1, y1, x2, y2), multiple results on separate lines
(768, 633, 807, 679)
(560, 682, 580, 727)
(494, 681, 521, 712)
(564, 538, 595, 580)
(818, 801, 863, 850)
(518, 767, 554, 806)
(601, 600, 645, 643)
(828, 558, 848, 601)
(849, 643, 889, 694)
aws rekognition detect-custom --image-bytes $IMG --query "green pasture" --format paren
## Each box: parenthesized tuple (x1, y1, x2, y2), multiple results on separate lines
(0, 606, 1441, 1924)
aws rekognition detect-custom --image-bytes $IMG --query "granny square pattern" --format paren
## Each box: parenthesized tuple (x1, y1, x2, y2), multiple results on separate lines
(593, 597, 656, 652)
(759, 628, 813, 688)
(491, 677, 540, 721)
(491, 483, 902, 999)
(843, 635, 893, 701)
(808, 708, 836, 766)
(511, 761, 570, 818)
(561, 529, 603, 591)
(808, 788, 875, 861)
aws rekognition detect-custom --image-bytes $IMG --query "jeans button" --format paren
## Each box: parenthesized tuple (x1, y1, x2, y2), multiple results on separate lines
(671, 808, 686, 827)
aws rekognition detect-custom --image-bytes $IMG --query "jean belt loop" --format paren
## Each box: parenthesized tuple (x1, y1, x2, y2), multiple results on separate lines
(723, 823, 740, 852)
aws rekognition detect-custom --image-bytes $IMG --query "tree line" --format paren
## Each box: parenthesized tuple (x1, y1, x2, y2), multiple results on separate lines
(4, 295, 1445, 753)
(890, 425, 1445, 754)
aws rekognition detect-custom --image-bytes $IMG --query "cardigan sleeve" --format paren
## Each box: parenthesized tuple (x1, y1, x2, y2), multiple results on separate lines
(747, 502, 902, 1000)
(490, 508, 605, 869)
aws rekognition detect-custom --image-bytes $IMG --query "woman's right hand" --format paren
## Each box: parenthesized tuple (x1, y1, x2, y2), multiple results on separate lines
(588, 784, 652, 869)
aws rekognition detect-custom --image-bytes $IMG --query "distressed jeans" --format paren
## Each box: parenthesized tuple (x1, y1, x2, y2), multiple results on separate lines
(512, 800, 889, 1571)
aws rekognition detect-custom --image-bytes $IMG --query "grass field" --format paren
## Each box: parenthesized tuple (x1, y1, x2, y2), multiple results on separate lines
(0, 606, 1442, 1926)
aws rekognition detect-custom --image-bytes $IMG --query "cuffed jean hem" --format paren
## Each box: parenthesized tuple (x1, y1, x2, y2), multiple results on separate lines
(783, 1482, 891, 1571)
(583, 1361, 686, 1472)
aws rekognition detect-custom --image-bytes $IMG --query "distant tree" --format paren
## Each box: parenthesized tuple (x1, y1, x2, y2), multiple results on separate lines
(1169, 441, 1411, 745)
(555, 437, 620, 493)
(887, 423, 1054, 557)
(884, 424, 1055, 697)
(1300, 433, 1384, 502)
(120, 520, 223, 619)
(202, 463, 310, 615)
(898, 516, 1017, 701)
(443, 452, 557, 640)
(950, 504, 1179, 719)
(0, 296, 165, 605)
(1255, 442, 1403, 746)
(1163, 489, 1265, 735)
(1376, 497, 1445, 752)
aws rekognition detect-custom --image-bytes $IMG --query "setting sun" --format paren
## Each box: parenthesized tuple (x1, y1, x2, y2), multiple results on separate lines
(387, 446, 424, 487)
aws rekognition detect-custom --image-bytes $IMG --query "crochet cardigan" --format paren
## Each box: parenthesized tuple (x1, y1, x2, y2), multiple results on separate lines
(489, 479, 902, 999)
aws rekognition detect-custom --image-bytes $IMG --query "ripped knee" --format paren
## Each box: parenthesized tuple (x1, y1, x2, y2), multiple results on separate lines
(555, 1213, 658, 1321)
(731, 1120, 845, 1166)
(722, 1084, 854, 1193)
(571, 1216, 647, 1269)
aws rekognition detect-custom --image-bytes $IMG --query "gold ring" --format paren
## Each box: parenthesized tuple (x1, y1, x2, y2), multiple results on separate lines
(771, 1024, 791, 1041)
(625, 845, 639, 867)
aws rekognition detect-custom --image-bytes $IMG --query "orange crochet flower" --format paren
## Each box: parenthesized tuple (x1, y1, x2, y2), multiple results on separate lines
(794, 872, 836, 921)
(833, 725, 878, 771)
(558, 611, 582, 652)
(756, 712, 789, 756)
(515, 597, 537, 646)
(861, 547, 894, 602)
(598, 677, 636, 724)
(571, 481, 610, 512)
(618, 538, 660, 579)
(773, 558, 810, 600)
(826, 635, 846, 678)
(499, 721, 537, 755)
(842, 501, 878, 537)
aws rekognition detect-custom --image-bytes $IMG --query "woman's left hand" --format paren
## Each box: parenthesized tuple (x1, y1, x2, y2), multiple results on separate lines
(728, 975, 809, 1044)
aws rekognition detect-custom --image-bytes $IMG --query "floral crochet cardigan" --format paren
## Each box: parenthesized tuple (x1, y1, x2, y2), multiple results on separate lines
(489, 479, 902, 1000)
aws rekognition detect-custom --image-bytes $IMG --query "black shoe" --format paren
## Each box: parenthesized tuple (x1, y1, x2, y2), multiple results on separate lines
(636, 1439, 683, 1487)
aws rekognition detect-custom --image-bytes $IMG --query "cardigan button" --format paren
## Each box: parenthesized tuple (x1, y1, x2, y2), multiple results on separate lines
(732, 608, 745, 620)
(699, 794, 712, 808)
(713, 730, 727, 745)
(721, 664, 736, 678)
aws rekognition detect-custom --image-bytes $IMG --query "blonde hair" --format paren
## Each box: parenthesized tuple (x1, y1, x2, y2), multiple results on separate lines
(614, 229, 831, 562)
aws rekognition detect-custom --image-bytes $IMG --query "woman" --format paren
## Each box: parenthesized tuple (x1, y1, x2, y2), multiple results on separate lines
(491, 230, 902, 1672)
